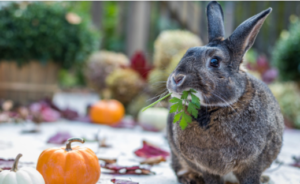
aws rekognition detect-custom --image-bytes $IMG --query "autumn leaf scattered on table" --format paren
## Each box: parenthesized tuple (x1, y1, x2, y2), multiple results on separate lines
(99, 137, 111, 148)
(140, 156, 166, 165)
(98, 158, 117, 164)
(47, 132, 72, 144)
(101, 163, 154, 175)
(0, 158, 34, 170)
(291, 156, 300, 168)
(134, 140, 169, 159)
(111, 178, 139, 184)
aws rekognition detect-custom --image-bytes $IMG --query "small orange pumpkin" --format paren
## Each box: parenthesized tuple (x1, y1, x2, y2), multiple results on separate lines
(36, 138, 100, 184)
(90, 99, 125, 125)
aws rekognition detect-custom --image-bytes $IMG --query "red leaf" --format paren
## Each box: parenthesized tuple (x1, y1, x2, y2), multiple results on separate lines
(111, 179, 139, 184)
(130, 51, 152, 80)
(134, 140, 169, 159)
(291, 156, 300, 168)
(0, 158, 33, 170)
(47, 132, 72, 144)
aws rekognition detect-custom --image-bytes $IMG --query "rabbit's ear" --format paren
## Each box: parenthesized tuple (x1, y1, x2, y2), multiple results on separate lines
(207, 1, 225, 42)
(228, 8, 272, 57)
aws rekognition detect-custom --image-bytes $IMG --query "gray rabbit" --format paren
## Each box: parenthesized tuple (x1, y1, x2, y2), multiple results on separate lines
(166, 1, 284, 184)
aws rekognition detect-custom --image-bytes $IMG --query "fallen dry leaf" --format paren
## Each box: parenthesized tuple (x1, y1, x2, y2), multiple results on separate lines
(98, 158, 117, 164)
(47, 132, 72, 144)
(0, 158, 33, 170)
(291, 156, 300, 168)
(101, 163, 154, 175)
(99, 138, 111, 148)
(111, 179, 138, 184)
(134, 140, 169, 159)
(140, 156, 166, 165)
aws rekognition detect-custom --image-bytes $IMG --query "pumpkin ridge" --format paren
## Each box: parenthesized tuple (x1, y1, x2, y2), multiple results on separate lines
(49, 149, 65, 183)
(76, 150, 89, 183)
(78, 148, 100, 183)
(16, 170, 32, 183)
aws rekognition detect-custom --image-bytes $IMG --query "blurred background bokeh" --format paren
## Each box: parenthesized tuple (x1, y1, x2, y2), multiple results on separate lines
(0, 1, 300, 130)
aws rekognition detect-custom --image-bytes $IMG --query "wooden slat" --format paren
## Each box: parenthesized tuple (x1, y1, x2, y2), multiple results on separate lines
(0, 82, 58, 92)
(0, 61, 58, 103)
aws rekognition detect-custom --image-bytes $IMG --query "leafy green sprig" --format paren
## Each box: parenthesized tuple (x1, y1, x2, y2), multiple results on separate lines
(169, 89, 200, 129)
(142, 89, 201, 130)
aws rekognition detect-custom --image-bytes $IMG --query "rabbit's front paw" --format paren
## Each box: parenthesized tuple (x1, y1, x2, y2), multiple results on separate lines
(178, 172, 205, 184)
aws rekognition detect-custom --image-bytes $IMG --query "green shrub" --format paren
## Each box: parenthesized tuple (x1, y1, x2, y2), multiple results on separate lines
(273, 17, 300, 82)
(0, 2, 99, 69)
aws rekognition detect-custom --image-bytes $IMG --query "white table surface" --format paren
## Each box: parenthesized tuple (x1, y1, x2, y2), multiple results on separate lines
(0, 121, 300, 184)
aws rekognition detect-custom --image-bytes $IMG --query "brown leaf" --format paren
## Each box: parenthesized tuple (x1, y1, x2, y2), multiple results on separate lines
(101, 163, 154, 175)
(98, 158, 117, 164)
(111, 179, 139, 184)
(99, 138, 111, 148)
(140, 156, 166, 165)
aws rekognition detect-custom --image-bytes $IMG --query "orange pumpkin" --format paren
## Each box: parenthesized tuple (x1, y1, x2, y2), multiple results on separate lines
(90, 99, 125, 125)
(36, 138, 100, 184)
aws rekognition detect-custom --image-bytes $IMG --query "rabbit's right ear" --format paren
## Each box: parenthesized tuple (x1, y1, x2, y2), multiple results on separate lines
(206, 1, 225, 42)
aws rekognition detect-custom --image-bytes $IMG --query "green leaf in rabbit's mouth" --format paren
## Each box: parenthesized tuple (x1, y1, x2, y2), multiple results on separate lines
(142, 89, 201, 130)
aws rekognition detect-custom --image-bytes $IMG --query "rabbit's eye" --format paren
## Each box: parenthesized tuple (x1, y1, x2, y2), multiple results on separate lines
(210, 58, 219, 68)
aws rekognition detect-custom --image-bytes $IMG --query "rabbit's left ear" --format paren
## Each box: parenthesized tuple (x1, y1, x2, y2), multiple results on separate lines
(207, 1, 225, 42)
(228, 8, 272, 56)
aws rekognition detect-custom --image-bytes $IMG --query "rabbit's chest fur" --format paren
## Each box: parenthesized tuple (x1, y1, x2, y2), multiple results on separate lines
(168, 76, 283, 176)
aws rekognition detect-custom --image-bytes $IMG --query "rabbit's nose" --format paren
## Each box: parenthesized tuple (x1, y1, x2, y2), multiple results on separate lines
(173, 74, 186, 86)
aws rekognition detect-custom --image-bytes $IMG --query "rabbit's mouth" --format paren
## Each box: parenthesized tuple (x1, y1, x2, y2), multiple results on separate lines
(169, 89, 238, 107)
(169, 89, 205, 106)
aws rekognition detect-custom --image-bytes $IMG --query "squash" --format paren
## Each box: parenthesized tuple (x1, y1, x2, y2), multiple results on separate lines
(138, 107, 169, 131)
(0, 154, 45, 184)
(37, 138, 100, 184)
(90, 100, 125, 125)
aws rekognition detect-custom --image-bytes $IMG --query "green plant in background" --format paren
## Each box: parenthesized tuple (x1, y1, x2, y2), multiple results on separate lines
(270, 82, 300, 129)
(273, 16, 300, 82)
(101, 1, 125, 52)
(0, 2, 99, 69)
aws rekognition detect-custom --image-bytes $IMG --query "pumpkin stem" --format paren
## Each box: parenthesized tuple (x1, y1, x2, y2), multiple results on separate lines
(11, 153, 22, 172)
(66, 138, 85, 152)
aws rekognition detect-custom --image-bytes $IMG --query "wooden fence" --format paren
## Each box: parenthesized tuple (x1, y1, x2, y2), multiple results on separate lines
(91, 1, 300, 58)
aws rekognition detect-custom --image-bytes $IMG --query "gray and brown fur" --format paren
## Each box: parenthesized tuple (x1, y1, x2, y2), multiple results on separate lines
(166, 1, 284, 184)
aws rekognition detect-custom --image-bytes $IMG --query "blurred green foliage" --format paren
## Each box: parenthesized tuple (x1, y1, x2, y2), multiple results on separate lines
(270, 82, 300, 129)
(101, 2, 125, 52)
(0, 2, 99, 69)
(273, 16, 300, 82)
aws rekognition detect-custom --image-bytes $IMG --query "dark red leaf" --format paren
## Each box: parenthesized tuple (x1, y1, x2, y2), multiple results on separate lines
(134, 140, 169, 159)
(29, 101, 60, 122)
(111, 179, 139, 184)
(61, 108, 79, 120)
(291, 156, 300, 168)
(0, 158, 33, 170)
(256, 55, 269, 75)
(130, 51, 152, 80)
(47, 132, 72, 144)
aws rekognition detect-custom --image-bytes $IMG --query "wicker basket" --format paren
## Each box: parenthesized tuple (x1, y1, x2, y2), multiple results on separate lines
(0, 61, 59, 104)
